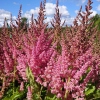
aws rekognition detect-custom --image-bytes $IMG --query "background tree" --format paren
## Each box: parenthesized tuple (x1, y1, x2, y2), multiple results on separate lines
(91, 14, 100, 31)
(20, 17, 29, 31)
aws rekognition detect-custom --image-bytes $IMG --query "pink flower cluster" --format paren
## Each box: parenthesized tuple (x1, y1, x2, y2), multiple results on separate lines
(0, 0, 100, 99)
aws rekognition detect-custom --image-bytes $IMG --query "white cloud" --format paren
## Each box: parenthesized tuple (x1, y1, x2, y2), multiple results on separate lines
(82, 0, 86, 3)
(74, 9, 97, 25)
(0, 9, 11, 27)
(75, 9, 97, 17)
(0, 9, 17, 27)
(45, 3, 56, 16)
(0, 3, 74, 27)
(58, 5, 70, 16)
(13, 2, 19, 5)
(23, 3, 72, 26)
(90, 10, 97, 17)
(0, 9, 11, 19)
(75, 10, 79, 14)
(75, 0, 86, 6)
(65, 17, 74, 26)
(97, 0, 100, 1)
(24, 3, 69, 17)
(0, 19, 4, 27)
(97, 5, 100, 11)
(45, 3, 69, 16)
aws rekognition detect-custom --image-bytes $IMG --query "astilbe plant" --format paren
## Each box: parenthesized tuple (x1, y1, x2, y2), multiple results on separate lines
(0, 5, 29, 99)
(15, 0, 54, 81)
(0, 21, 16, 98)
(36, 0, 100, 99)
(0, 0, 100, 99)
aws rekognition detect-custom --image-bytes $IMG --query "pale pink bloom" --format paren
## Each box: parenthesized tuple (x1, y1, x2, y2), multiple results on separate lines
(20, 82, 24, 91)
(27, 86, 32, 100)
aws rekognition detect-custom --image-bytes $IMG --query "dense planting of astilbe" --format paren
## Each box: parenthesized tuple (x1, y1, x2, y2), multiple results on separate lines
(0, 6, 27, 98)
(16, 1, 54, 82)
(0, 0, 100, 99)
(41, 38, 93, 99)
(0, 24, 16, 98)
(39, 0, 100, 100)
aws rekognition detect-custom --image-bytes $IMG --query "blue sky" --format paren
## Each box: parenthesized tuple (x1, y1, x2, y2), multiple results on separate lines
(0, 0, 100, 26)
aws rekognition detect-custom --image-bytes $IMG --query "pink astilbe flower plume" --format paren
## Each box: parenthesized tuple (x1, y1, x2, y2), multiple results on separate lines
(27, 86, 32, 100)
(35, 0, 100, 99)
(29, 29, 54, 80)
(0, 0, 99, 99)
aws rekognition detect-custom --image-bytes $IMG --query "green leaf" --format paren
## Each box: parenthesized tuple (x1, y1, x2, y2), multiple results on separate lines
(3, 91, 25, 100)
(93, 89, 100, 99)
(85, 85, 95, 96)
(44, 91, 61, 100)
